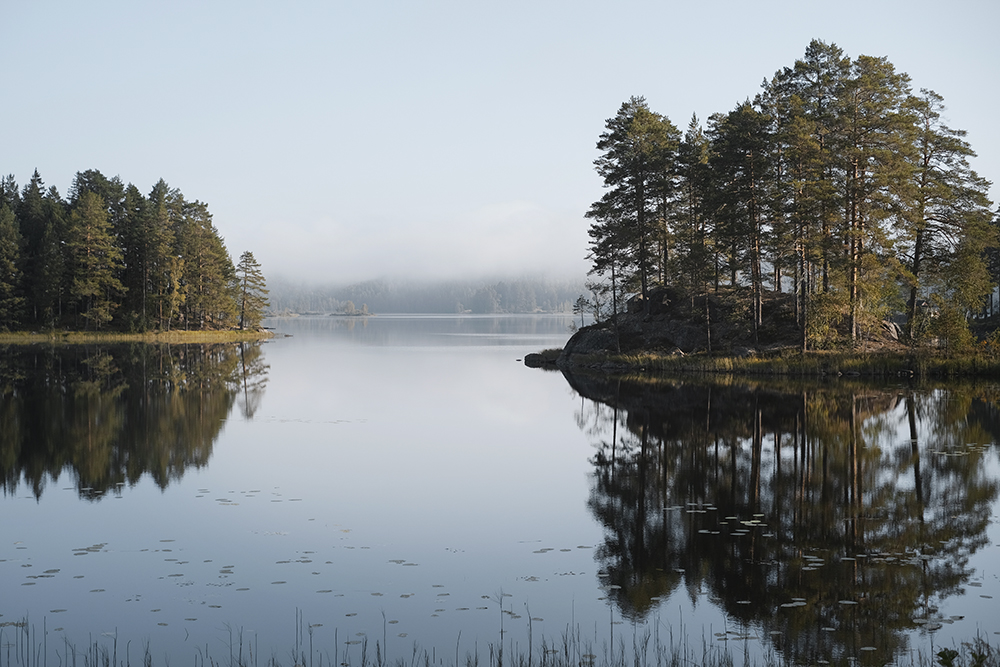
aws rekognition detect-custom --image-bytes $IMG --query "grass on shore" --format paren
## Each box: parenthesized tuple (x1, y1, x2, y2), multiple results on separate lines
(555, 347, 1000, 379)
(0, 328, 274, 345)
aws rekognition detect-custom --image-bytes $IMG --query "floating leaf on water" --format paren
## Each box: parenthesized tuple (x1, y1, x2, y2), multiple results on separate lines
(838, 600, 858, 605)
(317, 590, 333, 593)
(860, 647, 876, 652)
(271, 581, 287, 585)
(346, 613, 357, 617)
(924, 623, 943, 631)
(388, 620, 398, 624)
(236, 588, 249, 591)
(185, 618, 197, 621)
(982, 595, 994, 599)
(737, 600, 751, 605)
(50, 609, 67, 613)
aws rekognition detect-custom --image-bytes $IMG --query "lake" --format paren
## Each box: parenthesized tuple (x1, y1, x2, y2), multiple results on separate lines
(2, 314, 999, 667)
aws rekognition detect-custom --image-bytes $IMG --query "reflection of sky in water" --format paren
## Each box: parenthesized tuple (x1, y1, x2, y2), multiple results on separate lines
(2, 317, 999, 665)
(2, 316, 616, 662)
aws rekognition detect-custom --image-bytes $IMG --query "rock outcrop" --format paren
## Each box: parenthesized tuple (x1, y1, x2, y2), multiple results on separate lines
(557, 286, 801, 368)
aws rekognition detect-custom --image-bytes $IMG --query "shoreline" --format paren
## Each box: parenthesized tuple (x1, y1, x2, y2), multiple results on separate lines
(527, 346, 1000, 379)
(0, 329, 276, 345)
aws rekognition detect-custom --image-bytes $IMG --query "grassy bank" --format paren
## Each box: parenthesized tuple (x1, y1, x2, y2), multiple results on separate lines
(0, 328, 275, 345)
(552, 348, 1000, 379)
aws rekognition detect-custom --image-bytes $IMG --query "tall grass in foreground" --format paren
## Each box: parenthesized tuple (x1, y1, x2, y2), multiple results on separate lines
(1, 615, 996, 667)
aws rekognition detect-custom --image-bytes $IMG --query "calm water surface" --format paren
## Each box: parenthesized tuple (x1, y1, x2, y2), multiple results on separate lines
(2, 315, 999, 666)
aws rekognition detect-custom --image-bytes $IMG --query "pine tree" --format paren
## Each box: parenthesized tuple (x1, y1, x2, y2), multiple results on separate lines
(705, 101, 774, 335)
(589, 97, 680, 305)
(838, 54, 915, 342)
(898, 89, 996, 340)
(65, 191, 125, 329)
(235, 251, 268, 330)
(176, 199, 236, 329)
(0, 204, 24, 328)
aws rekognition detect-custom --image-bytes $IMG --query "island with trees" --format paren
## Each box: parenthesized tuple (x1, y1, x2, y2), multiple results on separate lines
(546, 39, 1000, 376)
(0, 169, 269, 339)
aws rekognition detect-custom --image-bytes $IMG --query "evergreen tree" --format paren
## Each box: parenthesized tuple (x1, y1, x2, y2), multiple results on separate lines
(0, 204, 24, 328)
(65, 191, 124, 329)
(671, 114, 714, 295)
(705, 101, 774, 334)
(146, 180, 183, 329)
(589, 97, 680, 304)
(897, 89, 996, 340)
(235, 251, 268, 330)
(0, 174, 19, 212)
(838, 54, 915, 342)
(176, 199, 236, 329)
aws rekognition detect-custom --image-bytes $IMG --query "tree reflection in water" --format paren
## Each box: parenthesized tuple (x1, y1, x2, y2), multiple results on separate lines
(0, 342, 268, 500)
(569, 372, 1000, 664)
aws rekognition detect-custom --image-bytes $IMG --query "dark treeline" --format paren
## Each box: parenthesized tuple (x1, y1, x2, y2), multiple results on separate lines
(268, 276, 584, 315)
(0, 169, 268, 332)
(587, 39, 999, 350)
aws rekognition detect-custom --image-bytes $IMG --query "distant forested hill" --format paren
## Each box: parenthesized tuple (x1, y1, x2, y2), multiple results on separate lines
(267, 277, 585, 314)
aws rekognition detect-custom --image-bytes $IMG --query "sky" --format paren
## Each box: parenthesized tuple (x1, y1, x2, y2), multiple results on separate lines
(4, 0, 999, 285)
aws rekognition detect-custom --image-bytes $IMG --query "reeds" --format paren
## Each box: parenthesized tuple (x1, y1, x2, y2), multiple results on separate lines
(1, 614, 995, 667)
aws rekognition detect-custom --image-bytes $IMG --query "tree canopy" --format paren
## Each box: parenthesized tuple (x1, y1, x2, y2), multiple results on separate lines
(0, 169, 266, 332)
(586, 40, 997, 350)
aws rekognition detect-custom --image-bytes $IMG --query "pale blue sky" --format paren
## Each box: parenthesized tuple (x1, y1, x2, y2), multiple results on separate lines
(4, 0, 998, 284)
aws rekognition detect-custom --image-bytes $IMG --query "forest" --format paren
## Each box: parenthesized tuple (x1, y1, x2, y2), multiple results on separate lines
(267, 275, 584, 315)
(0, 169, 268, 332)
(586, 39, 1000, 351)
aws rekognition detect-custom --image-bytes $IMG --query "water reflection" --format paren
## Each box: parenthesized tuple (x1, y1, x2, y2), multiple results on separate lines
(568, 372, 1000, 664)
(0, 342, 268, 500)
